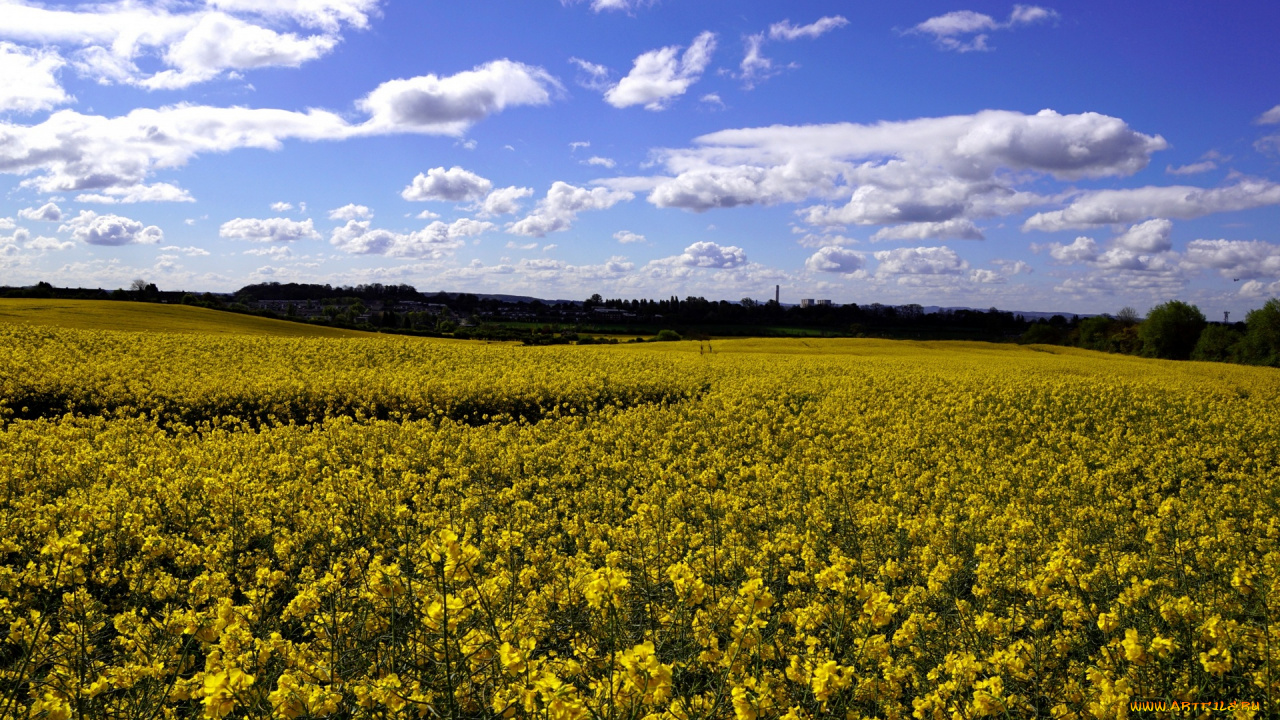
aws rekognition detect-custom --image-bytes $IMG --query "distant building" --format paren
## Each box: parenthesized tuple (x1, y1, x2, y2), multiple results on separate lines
(817, 299, 833, 307)
(799, 298, 815, 308)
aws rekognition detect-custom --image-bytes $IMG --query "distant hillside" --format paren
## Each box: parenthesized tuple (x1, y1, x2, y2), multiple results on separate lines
(0, 299, 373, 338)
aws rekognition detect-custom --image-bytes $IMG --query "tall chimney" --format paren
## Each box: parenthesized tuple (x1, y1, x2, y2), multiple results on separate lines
(1225, 311, 1230, 324)
(775, 285, 779, 304)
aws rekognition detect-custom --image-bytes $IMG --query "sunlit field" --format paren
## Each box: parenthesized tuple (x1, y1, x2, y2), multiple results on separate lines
(0, 299, 370, 338)
(2, 323, 1278, 719)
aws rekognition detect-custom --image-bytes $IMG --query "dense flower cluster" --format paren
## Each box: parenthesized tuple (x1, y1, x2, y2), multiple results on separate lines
(2, 329, 1278, 718)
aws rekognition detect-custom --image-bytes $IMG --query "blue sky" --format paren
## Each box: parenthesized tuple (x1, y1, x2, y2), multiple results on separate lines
(1, 0, 1279, 315)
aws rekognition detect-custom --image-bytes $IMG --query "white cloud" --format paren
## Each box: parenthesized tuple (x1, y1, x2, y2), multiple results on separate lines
(141, 12, 338, 90)
(673, 241, 747, 269)
(0, 41, 71, 114)
(328, 203, 372, 221)
(271, 201, 294, 212)
(874, 246, 968, 275)
(1166, 160, 1217, 175)
(1256, 105, 1280, 125)
(0, 104, 349, 194)
(585, 156, 616, 168)
(18, 202, 62, 222)
(330, 217, 494, 257)
(401, 166, 493, 202)
(219, 217, 321, 242)
(160, 245, 210, 256)
(909, 5, 1058, 52)
(74, 183, 195, 204)
(564, 0, 656, 13)
(969, 269, 1006, 284)
(506, 241, 538, 250)
(1239, 279, 1280, 297)
(507, 182, 633, 236)
(243, 245, 294, 259)
(871, 219, 984, 242)
(700, 93, 725, 109)
(769, 16, 850, 41)
(805, 246, 865, 273)
(0, 217, 14, 230)
(639, 110, 1164, 228)
(1045, 236, 1099, 263)
(569, 58, 610, 91)
(796, 232, 858, 248)
(569, 140, 591, 151)
(1112, 218, 1172, 253)
(1184, 239, 1280, 280)
(738, 33, 775, 88)
(604, 31, 717, 110)
(614, 230, 645, 244)
(0, 0, 378, 90)
(414, 209, 440, 220)
(25, 235, 73, 251)
(1023, 179, 1280, 231)
(59, 210, 163, 246)
(207, 0, 381, 31)
(480, 186, 534, 216)
(357, 60, 559, 135)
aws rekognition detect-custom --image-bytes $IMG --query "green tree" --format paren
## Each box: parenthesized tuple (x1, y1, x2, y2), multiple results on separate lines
(1242, 298, 1280, 366)
(1190, 324, 1243, 362)
(1139, 301, 1206, 360)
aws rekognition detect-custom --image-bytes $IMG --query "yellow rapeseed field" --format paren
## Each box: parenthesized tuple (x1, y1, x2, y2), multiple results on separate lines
(2, 324, 1278, 719)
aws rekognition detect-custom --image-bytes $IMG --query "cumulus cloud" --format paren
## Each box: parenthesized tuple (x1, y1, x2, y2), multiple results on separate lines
(805, 246, 865, 273)
(585, 156, 616, 168)
(1112, 218, 1172, 253)
(871, 219, 984, 242)
(401, 166, 493, 202)
(0, 41, 71, 114)
(0, 1, 376, 90)
(271, 201, 294, 212)
(874, 246, 968, 275)
(18, 202, 62, 222)
(328, 204, 372, 221)
(1038, 227, 1180, 276)
(25, 234, 73, 251)
(1023, 179, 1280, 231)
(605, 31, 716, 110)
(507, 182, 633, 236)
(219, 217, 320, 242)
(909, 5, 1058, 52)
(479, 186, 534, 216)
(357, 60, 559, 135)
(1184, 239, 1280, 280)
(59, 210, 163, 246)
(769, 16, 850, 41)
(1045, 236, 1099, 263)
(1239, 279, 1280, 298)
(614, 230, 645, 244)
(662, 241, 747, 269)
(330, 217, 494, 257)
(634, 109, 1164, 243)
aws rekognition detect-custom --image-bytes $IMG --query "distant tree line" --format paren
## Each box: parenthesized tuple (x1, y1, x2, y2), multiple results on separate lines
(1020, 299, 1280, 367)
(5, 280, 1280, 366)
